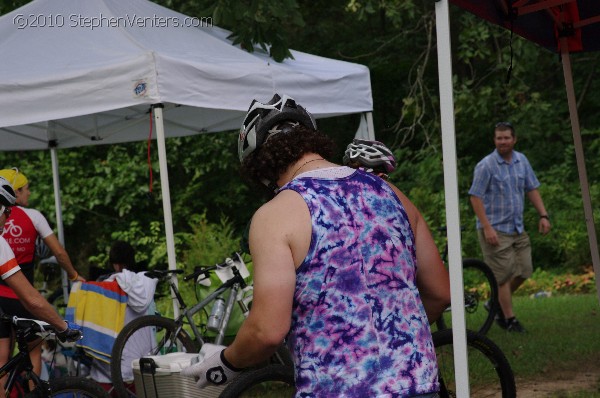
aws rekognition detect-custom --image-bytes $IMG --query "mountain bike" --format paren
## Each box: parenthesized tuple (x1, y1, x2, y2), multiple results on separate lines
(435, 227, 500, 335)
(0, 313, 109, 397)
(110, 253, 290, 398)
(219, 328, 516, 398)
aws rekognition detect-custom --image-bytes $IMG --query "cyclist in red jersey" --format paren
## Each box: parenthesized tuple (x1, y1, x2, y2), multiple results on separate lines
(0, 177, 81, 394)
(0, 168, 84, 385)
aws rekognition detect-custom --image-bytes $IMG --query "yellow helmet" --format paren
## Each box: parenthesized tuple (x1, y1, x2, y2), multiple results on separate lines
(0, 168, 28, 190)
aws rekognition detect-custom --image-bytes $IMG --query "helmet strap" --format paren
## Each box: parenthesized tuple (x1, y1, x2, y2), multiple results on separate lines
(260, 178, 280, 194)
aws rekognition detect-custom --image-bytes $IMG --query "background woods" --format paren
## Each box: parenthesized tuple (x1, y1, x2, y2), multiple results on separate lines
(1, 0, 599, 284)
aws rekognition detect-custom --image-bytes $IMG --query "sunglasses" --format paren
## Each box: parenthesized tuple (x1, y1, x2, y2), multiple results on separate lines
(495, 121, 513, 129)
(1, 206, 10, 217)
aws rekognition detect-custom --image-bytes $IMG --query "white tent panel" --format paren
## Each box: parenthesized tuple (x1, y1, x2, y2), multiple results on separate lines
(0, 0, 372, 149)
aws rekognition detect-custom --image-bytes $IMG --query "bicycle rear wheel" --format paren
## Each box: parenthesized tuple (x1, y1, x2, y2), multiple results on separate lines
(110, 315, 197, 398)
(219, 364, 295, 398)
(25, 376, 110, 397)
(433, 329, 516, 398)
(436, 258, 499, 335)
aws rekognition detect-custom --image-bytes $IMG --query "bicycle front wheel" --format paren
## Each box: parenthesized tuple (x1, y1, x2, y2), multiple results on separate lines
(219, 364, 295, 398)
(433, 329, 516, 398)
(110, 315, 198, 398)
(25, 376, 110, 397)
(436, 258, 499, 335)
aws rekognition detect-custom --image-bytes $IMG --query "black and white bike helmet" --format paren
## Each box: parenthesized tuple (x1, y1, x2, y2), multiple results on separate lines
(343, 139, 397, 173)
(0, 177, 16, 208)
(238, 94, 317, 162)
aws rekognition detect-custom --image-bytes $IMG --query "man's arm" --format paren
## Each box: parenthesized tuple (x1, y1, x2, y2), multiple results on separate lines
(223, 192, 302, 369)
(4, 271, 67, 330)
(470, 195, 499, 246)
(526, 189, 551, 235)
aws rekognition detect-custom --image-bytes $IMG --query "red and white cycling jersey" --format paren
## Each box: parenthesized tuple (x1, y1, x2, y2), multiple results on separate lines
(2, 206, 53, 265)
(0, 236, 20, 281)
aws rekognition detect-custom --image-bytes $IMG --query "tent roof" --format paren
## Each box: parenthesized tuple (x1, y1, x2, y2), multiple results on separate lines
(0, 0, 372, 150)
(451, 0, 600, 54)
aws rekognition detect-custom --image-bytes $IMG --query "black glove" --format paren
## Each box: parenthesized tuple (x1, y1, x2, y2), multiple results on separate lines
(56, 321, 83, 343)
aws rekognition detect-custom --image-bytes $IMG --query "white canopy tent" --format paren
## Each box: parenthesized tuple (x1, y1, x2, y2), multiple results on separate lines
(0, 0, 374, 311)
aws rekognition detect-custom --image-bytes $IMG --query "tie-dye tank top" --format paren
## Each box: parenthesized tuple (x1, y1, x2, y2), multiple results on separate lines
(281, 167, 438, 398)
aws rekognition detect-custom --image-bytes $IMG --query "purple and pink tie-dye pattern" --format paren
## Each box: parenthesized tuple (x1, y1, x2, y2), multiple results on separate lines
(282, 168, 438, 397)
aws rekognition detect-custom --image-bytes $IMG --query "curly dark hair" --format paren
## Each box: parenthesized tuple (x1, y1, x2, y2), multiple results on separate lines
(240, 126, 335, 191)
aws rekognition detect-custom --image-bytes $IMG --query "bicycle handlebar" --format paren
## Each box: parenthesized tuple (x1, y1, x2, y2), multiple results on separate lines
(143, 269, 184, 280)
(145, 252, 246, 285)
(0, 312, 55, 333)
(183, 263, 223, 282)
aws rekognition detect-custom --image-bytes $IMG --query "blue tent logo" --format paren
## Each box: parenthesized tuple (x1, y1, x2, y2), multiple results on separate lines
(133, 80, 147, 97)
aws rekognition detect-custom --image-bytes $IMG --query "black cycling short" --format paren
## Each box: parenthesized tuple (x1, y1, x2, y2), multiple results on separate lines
(0, 297, 35, 338)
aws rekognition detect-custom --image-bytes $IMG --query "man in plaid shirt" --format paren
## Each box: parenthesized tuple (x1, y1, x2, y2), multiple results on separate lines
(469, 122, 551, 333)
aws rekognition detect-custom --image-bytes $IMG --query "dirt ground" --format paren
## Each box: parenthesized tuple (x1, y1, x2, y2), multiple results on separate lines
(516, 366, 600, 397)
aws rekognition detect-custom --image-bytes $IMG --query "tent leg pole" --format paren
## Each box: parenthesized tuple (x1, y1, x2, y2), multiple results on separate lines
(153, 105, 180, 318)
(435, 1, 469, 397)
(366, 112, 375, 140)
(560, 39, 600, 302)
(49, 143, 70, 304)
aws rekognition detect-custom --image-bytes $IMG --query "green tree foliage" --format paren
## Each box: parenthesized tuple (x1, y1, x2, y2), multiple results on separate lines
(154, 0, 304, 61)
(2, 0, 600, 273)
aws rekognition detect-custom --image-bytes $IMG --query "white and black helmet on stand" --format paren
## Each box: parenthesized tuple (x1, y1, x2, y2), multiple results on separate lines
(343, 139, 397, 174)
(238, 94, 317, 162)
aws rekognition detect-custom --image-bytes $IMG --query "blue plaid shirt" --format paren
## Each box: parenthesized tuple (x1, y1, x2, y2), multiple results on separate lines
(469, 149, 540, 234)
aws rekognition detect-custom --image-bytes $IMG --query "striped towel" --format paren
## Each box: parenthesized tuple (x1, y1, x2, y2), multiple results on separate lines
(65, 280, 127, 363)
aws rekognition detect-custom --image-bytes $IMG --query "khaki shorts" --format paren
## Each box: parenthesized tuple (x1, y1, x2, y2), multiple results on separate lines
(477, 229, 533, 285)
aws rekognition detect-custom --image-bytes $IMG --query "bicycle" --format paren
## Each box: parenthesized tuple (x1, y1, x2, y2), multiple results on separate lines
(220, 328, 516, 398)
(435, 226, 500, 335)
(0, 312, 109, 397)
(110, 253, 290, 398)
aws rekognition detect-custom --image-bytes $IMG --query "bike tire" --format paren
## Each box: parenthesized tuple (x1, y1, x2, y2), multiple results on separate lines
(25, 376, 110, 397)
(433, 329, 516, 398)
(436, 258, 499, 335)
(110, 315, 198, 398)
(219, 364, 295, 398)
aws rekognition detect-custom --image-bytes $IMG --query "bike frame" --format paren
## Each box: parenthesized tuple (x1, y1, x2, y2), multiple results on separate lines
(0, 323, 52, 396)
(168, 267, 249, 346)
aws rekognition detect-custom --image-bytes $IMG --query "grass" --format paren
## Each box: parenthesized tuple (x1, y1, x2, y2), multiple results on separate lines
(483, 294, 600, 396)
